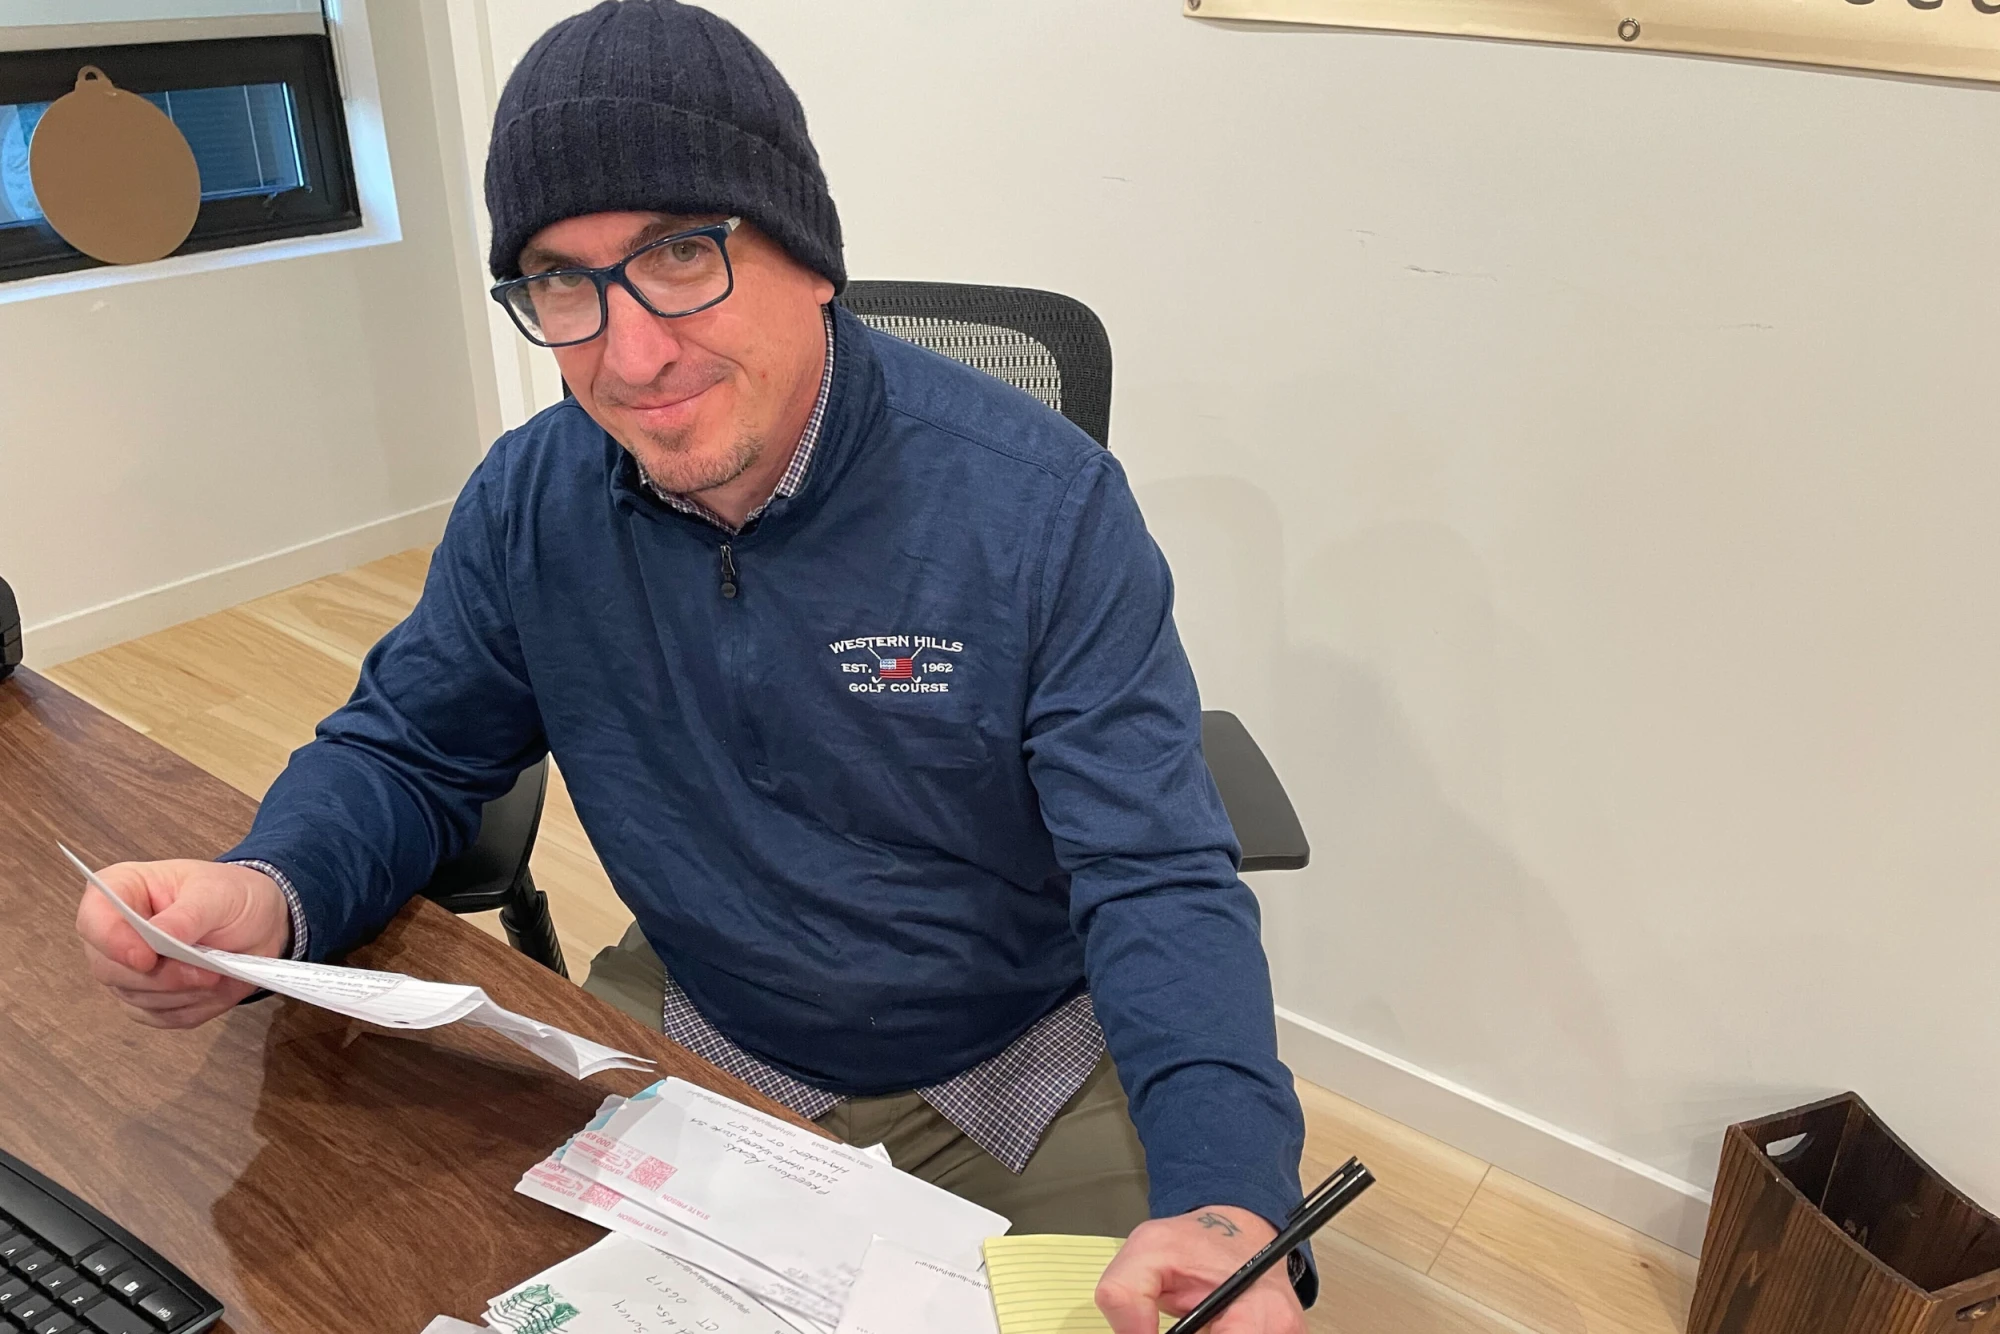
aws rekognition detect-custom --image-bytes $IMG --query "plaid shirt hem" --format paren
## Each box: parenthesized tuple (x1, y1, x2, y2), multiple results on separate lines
(661, 972, 1105, 1174)
(642, 306, 835, 532)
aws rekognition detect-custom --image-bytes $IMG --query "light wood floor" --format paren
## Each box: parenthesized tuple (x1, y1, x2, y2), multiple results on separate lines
(46, 548, 1699, 1334)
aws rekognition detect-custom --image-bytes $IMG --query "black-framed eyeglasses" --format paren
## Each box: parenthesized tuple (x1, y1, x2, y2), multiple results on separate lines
(489, 216, 741, 348)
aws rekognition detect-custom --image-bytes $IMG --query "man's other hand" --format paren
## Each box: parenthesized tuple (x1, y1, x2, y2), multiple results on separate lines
(1097, 1204, 1305, 1334)
(75, 860, 291, 1029)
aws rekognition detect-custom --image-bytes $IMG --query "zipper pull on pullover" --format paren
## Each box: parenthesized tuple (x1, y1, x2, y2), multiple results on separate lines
(719, 543, 739, 599)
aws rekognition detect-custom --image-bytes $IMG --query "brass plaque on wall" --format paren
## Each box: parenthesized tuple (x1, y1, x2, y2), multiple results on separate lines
(1185, 0, 2000, 84)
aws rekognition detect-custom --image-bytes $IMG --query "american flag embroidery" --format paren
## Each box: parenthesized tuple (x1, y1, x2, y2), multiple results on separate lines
(876, 656, 915, 680)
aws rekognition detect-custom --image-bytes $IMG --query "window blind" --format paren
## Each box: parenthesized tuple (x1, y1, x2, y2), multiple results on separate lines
(0, 1, 323, 53)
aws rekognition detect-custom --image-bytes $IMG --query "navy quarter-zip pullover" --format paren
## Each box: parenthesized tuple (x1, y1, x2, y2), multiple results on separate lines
(227, 305, 1307, 1231)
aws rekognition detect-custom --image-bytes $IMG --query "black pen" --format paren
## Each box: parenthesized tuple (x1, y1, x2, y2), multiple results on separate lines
(1165, 1158, 1375, 1334)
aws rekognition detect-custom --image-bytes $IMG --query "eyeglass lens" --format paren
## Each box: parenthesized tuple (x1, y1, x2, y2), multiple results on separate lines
(506, 233, 729, 344)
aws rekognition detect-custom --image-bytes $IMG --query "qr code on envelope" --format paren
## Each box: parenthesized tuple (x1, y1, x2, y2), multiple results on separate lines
(631, 1155, 677, 1190)
(579, 1181, 623, 1209)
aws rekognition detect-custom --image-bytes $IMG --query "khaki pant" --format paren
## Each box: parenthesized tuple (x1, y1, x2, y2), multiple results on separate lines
(584, 923, 1151, 1235)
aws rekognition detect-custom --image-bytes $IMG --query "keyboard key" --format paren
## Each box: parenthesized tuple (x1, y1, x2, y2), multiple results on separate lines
(4, 1295, 51, 1325)
(32, 1270, 76, 1299)
(64, 1255, 119, 1289)
(0, 1175, 103, 1264)
(0, 1275, 29, 1305)
(31, 1313, 78, 1334)
(80, 1300, 149, 1334)
(95, 1275, 147, 1309)
(0, 1236, 34, 1264)
(55, 1282, 96, 1314)
(134, 1287, 192, 1327)
(11, 1255, 53, 1282)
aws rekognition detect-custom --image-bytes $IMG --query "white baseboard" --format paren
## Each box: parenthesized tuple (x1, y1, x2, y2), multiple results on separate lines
(22, 500, 453, 667)
(1277, 1006, 1714, 1256)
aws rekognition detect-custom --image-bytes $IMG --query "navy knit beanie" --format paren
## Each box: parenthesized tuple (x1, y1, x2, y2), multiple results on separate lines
(483, 0, 845, 290)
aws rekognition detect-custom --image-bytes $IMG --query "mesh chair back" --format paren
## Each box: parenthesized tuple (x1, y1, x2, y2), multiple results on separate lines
(844, 282, 1306, 871)
(838, 282, 1113, 447)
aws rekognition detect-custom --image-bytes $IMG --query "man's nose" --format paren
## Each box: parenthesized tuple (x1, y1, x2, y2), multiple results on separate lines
(598, 281, 682, 384)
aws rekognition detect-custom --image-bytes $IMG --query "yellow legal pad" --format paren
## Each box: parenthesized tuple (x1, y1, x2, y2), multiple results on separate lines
(981, 1235, 1172, 1334)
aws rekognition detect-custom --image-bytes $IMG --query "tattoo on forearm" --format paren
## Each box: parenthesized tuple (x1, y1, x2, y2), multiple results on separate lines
(1195, 1211, 1241, 1237)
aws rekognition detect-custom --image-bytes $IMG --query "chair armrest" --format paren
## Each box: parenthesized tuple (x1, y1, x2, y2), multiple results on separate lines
(1200, 711, 1310, 872)
(419, 758, 550, 913)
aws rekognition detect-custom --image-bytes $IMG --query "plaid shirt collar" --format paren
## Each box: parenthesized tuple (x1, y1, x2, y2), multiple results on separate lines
(641, 306, 835, 533)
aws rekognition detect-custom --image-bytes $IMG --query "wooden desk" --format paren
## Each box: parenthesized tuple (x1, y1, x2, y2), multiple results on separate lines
(0, 668, 814, 1332)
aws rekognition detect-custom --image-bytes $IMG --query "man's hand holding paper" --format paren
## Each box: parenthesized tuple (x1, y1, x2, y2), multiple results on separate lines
(73, 854, 292, 1029)
(65, 844, 650, 1079)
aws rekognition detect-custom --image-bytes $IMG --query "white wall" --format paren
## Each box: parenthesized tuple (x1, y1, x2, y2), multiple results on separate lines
(457, 0, 2000, 1244)
(0, 0, 491, 663)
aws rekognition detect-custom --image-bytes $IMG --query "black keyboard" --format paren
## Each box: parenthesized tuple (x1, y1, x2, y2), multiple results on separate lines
(0, 1148, 221, 1334)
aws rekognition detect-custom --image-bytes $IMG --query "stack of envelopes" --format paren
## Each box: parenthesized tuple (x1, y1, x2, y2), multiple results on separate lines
(516, 1078, 1012, 1332)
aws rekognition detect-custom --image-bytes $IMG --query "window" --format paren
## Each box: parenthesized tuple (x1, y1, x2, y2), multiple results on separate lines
(0, 12, 358, 283)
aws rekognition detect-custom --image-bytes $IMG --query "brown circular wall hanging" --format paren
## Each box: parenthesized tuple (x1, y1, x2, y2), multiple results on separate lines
(28, 67, 201, 265)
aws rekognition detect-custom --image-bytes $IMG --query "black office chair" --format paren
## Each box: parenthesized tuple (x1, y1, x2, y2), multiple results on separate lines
(422, 757, 569, 975)
(0, 575, 22, 682)
(839, 283, 1309, 873)
(422, 283, 1309, 974)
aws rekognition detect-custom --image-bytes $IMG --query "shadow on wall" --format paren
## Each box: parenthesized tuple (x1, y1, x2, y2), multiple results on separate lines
(1140, 472, 1629, 1138)
(1272, 518, 1632, 1139)
(1139, 471, 1848, 1194)
(1144, 474, 1624, 1120)
(1144, 478, 1624, 1128)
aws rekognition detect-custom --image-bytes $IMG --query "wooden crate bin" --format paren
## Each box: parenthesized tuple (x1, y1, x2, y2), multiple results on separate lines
(1690, 1092, 2000, 1334)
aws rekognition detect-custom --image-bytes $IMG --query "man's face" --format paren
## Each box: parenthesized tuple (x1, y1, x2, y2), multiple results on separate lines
(518, 211, 835, 497)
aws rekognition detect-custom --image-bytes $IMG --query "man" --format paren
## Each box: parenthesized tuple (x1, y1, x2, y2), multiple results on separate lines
(73, 3, 1311, 1330)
